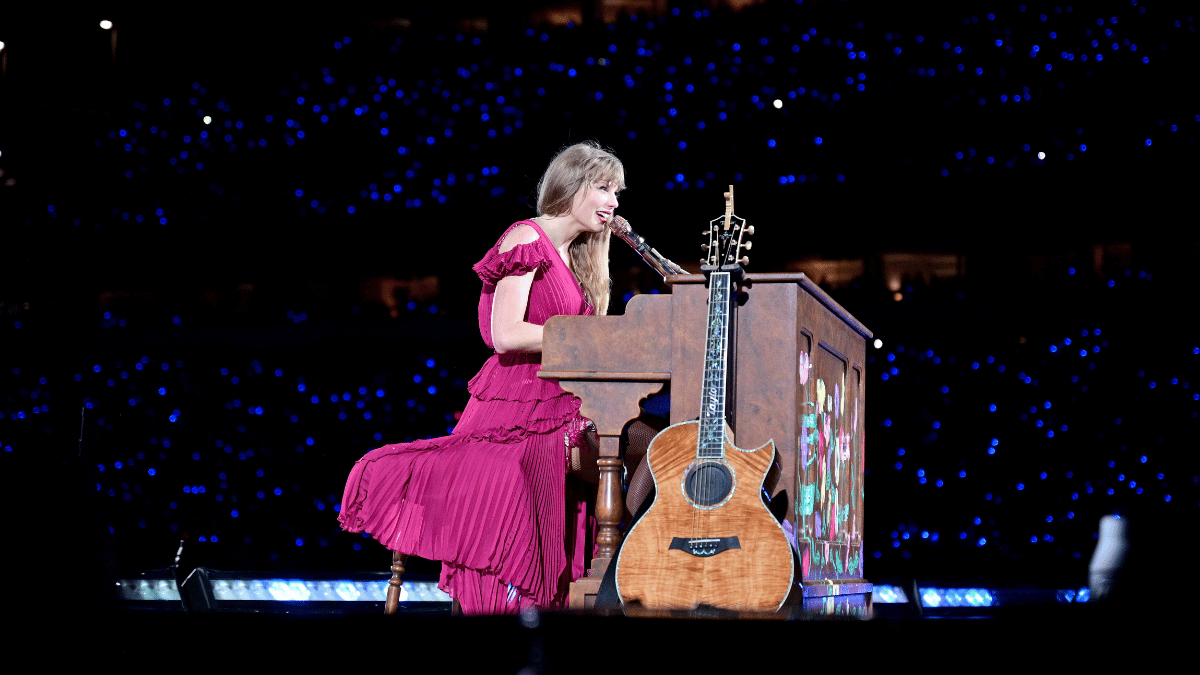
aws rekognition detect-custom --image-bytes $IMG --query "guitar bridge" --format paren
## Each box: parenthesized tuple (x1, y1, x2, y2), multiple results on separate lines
(669, 536, 741, 557)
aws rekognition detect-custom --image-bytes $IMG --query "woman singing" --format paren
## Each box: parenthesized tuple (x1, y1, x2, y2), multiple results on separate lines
(338, 141, 621, 614)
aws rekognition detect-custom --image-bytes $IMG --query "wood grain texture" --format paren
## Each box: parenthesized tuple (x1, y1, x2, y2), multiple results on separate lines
(615, 421, 794, 610)
(669, 274, 869, 586)
(539, 273, 871, 600)
(541, 293, 674, 374)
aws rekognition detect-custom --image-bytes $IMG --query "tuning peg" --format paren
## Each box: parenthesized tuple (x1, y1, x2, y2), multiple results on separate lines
(739, 256, 750, 266)
(745, 225, 755, 236)
(701, 243, 710, 251)
(741, 241, 752, 251)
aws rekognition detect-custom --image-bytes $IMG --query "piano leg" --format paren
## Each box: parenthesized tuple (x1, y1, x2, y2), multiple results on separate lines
(569, 436, 624, 609)
(595, 436, 624, 560)
(576, 415, 666, 609)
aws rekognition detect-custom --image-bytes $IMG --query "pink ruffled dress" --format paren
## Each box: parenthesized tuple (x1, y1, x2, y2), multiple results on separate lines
(338, 220, 594, 614)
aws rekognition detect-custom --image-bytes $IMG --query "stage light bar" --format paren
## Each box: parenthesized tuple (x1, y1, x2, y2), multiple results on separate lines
(918, 587, 995, 607)
(175, 568, 453, 615)
(116, 568, 452, 616)
(869, 586, 1092, 607)
(206, 578, 449, 603)
(116, 578, 182, 601)
(871, 585, 909, 603)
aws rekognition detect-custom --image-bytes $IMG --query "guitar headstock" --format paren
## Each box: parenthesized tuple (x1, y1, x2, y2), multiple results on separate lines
(701, 185, 754, 274)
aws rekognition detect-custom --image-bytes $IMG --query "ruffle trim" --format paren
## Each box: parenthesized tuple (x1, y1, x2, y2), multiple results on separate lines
(456, 392, 582, 437)
(472, 240, 553, 284)
(450, 423, 566, 447)
(468, 358, 564, 402)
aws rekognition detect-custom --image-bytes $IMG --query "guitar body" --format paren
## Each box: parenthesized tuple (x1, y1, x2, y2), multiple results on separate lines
(615, 420, 795, 611)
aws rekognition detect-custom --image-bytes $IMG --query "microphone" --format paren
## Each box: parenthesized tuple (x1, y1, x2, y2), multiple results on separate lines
(608, 215, 688, 280)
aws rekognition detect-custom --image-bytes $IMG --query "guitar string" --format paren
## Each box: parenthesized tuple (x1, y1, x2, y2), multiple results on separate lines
(695, 272, 720, 539)
(700, 275, 718, 539)
(700, 272, 728, 540)
(705, 222, 729, 540)
(695, 215, 735, 544)
(700, 225, 719, 540)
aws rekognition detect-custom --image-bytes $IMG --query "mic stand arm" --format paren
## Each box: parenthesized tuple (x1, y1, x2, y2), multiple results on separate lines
(609, 216, 687, 280)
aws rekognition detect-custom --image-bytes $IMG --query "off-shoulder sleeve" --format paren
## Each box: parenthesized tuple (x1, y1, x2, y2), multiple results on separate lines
(472, 241, 553, 284)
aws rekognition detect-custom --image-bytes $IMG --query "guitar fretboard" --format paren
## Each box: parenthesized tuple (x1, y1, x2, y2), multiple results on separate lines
(698, 272, 731, 459)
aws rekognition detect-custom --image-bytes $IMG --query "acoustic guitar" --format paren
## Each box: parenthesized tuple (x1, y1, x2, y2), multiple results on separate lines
(615, 187, 794, 611)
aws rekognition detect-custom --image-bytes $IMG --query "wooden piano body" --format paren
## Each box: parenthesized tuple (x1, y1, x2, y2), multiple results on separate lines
(540, 273, 873, 609)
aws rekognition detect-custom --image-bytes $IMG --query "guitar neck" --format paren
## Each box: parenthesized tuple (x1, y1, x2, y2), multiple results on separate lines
(698, 271, 732, 459)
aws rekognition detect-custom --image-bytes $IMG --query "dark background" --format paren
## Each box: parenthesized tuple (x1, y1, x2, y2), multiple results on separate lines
(0, 0, 1196, 602)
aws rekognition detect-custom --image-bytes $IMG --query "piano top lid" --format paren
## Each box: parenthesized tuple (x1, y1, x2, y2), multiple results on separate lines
(665, 272, 873, 340)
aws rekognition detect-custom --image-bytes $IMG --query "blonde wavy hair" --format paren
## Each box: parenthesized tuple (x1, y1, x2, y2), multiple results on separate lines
(536, 141, 624, 316)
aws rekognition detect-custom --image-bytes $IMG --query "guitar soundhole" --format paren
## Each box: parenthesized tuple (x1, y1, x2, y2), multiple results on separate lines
(685, 462, 734, 507)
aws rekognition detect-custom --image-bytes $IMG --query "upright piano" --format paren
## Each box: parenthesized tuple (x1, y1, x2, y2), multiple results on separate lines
(540, 272, 874, 610)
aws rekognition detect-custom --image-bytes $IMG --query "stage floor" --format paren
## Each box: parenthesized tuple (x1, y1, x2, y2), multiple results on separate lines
(18, 598, 1180, 670)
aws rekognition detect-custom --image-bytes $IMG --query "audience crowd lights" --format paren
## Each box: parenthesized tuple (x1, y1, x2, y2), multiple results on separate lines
(860, 267, 1196, 575)
(1, 337, 474, 570)
(1, 2, 1196, 577)
(10, 1, 1194, 230)
(2, 258, 1196, 574)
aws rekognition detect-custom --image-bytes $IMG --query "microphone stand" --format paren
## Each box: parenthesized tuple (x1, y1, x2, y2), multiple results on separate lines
(608, 216, 687, 281)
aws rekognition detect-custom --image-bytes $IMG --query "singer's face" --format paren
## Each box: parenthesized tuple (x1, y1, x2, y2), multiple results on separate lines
(570, 179, 620, 233)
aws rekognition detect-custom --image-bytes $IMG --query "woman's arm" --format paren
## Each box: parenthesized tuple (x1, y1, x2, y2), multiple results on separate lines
(491, 224, 545, 353)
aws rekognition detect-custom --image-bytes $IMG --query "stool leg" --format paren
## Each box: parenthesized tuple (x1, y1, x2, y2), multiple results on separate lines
(384, 551, 408, 615)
